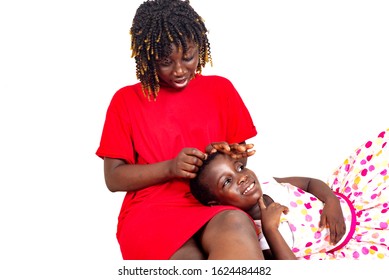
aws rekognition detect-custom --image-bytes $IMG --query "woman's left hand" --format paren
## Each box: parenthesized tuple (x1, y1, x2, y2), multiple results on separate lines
(206, 142, 255, 159)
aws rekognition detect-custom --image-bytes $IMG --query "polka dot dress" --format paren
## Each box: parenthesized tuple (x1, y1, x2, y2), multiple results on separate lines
(258, 128, 389, 259)
(324, 128, 389, 259)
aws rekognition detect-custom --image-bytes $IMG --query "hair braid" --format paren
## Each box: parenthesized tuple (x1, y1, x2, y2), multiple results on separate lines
(130, 0, 212, 100)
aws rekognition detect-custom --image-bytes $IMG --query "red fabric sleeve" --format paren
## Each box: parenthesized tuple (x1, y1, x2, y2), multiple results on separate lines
(96, 87, 135, 164)
(222, 78, 257, 144)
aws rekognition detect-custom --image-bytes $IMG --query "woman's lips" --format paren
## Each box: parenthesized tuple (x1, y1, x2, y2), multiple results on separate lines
(174, 78, 186, 84)
(172, 76, 189, 87)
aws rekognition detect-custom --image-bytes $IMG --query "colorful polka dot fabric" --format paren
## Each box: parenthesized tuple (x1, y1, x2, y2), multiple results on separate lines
(258, 128, 389, 259)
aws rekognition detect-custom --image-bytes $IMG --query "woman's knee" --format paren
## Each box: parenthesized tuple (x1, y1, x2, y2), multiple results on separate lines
(210, 210, 254, 230)
(202, 210, 257, 241)
(200, 210, 262, 259)
(169, 237, 205, 260)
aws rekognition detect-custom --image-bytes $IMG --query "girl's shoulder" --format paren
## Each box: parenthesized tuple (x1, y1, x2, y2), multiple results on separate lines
(259, 177, 292, 206)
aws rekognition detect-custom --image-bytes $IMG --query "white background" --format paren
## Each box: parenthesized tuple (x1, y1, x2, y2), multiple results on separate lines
(0, 0, 388, 279)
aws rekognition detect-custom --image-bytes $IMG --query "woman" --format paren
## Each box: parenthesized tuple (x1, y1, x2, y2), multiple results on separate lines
(96, 0, 260, 260)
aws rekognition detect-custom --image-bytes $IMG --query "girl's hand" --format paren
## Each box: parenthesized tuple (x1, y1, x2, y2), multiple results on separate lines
(169, 147, 207, 179)
(319, 197, 346, 245)
(258, 197, 296, 260)
(258, 197, 289, 231)
(206, 142, 255, 159)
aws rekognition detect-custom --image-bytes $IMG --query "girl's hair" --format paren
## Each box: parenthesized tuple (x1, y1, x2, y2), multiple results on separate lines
(189, 152, 220, 205)
(130, 0, 212, 100)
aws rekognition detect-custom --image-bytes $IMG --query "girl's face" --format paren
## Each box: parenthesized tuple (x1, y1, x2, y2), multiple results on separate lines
(202, 153, 262, 211)
(156, 41, 199, 90)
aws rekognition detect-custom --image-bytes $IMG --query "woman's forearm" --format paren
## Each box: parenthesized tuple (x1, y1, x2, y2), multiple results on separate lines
(104, 157, 174, 192)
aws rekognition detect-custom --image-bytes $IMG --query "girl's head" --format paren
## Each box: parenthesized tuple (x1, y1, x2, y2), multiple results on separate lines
(190, 152, 262, 211)
(130, 0, 212, 100)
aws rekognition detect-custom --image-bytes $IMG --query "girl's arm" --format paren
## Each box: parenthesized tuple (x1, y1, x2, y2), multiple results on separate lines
(258, 197, 297, 260)
(104, 147, 207, 192)
(274, 177, 335, 203)
(273, 177, 346, 245)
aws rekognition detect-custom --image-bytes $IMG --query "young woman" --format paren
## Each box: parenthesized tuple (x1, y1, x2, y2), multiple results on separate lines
(96, 0, 261, 260)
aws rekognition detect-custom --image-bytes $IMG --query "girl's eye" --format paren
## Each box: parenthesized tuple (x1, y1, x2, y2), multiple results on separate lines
(223, 178, 232, 187)
(237, 164, 244, 172)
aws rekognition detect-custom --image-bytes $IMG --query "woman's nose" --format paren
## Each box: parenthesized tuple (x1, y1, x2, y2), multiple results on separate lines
(173, 62, 185, 76)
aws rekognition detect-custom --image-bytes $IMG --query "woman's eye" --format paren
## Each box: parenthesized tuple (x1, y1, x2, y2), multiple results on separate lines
(183, 55, 194, 62)
(158, 59, 172, 67)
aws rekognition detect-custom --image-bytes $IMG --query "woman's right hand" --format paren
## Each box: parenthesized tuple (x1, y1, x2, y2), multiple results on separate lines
(169, 147, 207, 179)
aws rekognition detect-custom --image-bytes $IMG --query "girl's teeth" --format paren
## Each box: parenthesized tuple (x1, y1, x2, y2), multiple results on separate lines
(243, 183, 254, 195)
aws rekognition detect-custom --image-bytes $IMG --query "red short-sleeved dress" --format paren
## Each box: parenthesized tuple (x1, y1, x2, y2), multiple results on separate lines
(96, 75, 257, 259)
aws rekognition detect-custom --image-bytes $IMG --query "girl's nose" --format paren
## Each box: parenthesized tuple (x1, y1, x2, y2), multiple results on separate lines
(238, 175, 248, 185)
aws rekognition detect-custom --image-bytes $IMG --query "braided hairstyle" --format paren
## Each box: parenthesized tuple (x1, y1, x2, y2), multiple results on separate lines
(130, 0, 212, 100)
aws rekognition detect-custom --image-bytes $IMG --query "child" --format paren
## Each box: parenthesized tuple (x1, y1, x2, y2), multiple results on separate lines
(190, 128, 389, 260)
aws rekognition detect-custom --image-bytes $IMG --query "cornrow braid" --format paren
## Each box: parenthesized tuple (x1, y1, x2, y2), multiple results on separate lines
(130, 0, 212, 100)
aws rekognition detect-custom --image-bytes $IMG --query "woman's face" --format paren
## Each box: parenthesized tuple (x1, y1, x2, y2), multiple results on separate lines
(156, 41, 199, 90)
(202, 153, 262, 211)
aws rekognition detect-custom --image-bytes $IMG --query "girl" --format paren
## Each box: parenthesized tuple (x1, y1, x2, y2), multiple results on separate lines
(190, 129, 389, 259)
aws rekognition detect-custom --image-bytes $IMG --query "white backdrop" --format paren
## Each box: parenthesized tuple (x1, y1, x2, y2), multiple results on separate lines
(0, 1, 388, 279)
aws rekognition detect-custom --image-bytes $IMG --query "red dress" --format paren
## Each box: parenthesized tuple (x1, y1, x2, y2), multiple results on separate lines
(96, 75, 257, 259)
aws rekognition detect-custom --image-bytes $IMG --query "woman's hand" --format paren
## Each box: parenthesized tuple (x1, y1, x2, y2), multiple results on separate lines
(206, 142, 255, 159)
(319, 196, 346, 245)
(169, 147, 207, 179)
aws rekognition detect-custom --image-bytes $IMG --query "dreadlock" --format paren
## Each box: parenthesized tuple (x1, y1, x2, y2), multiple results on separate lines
(130, 0, 212, 100)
